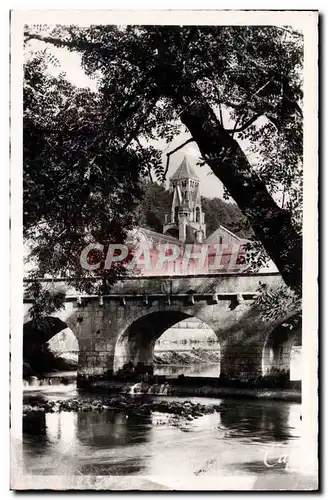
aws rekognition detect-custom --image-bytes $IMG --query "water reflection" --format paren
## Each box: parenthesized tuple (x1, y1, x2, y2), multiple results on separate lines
(23, 409, 152, 475)
(219, 399, 292, 442)
(23, 410, 47, 438)
(23, 396, 306, 479)
(46, 412, 78, 449)
(76, 411, 152, 475)
(77, 411, 152, 448)
(23, 411, 80, 475)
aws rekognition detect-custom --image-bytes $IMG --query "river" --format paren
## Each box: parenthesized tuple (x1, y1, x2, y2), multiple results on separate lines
(47, 342, 302, 380)
(154, 363, 220, 377)
(22, 384, 317, 489)
(26, 358, 300, 385)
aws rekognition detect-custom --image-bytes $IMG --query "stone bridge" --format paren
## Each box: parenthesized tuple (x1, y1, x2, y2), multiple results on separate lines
(23, 272, 301, 383)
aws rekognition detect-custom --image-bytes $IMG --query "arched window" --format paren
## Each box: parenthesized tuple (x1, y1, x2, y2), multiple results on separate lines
(195, 207, 200, 222)
(174, 206, 179, 222)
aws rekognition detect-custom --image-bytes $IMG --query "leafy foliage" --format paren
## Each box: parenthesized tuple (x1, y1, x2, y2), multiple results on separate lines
(23, 24, 303, 300)
(134, 182, 172, 233)
(253, 283, 301, 322)
(201, 196, 253, 239)
(25, 281, 67, 318)
(24, 53, 146, 294)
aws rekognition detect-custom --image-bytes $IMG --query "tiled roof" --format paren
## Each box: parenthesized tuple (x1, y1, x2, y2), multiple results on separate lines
(171, 156, 199, 181)
(205, 225, 241, 243)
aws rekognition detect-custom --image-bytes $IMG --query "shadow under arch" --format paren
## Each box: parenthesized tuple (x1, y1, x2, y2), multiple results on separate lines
(163, 227, 179, 239)
(113, 310, 220, 376)
(262, 314, 302, 380)
(23, 316, 79, 377)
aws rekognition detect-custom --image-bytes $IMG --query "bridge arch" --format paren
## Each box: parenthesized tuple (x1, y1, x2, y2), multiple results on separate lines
(262, 314, 302, 380)
(23, 316, 79, 376)
(24, 317, 69, 344)
(113, 310, 220, 375)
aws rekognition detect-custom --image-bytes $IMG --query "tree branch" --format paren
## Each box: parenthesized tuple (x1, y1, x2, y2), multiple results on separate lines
(24, 31, 102, 52)
(23, 30, 143, 72)
(275, 26, 303, 38)
(218, 101, 224, 127)
(162, 138, 195, 181)
(228, 80, 273, 136)
(118, 94, 159, 153)
(165, 79, 302, 293)
(251, 79, 273, 99)
(135, 138, 154, 182)
(225, 113, 262, 134)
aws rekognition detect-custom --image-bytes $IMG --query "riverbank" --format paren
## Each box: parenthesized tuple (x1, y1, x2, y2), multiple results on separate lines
(23, 394, 221, 419)
(24, 377, 301, 403)
(89, 380, 301, 402)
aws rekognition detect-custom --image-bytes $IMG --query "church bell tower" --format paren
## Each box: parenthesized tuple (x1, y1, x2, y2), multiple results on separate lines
(163, 156, 206, 243)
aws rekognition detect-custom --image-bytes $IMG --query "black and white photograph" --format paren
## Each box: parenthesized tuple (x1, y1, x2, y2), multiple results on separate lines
(10, 9, 318, 491)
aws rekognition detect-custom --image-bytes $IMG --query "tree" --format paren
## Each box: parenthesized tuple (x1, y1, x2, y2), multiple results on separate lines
(135, 182, 172, 233)
(201, 197, 253, 239)
(24, 25, 303, 294)
(24, 52, 151, 296)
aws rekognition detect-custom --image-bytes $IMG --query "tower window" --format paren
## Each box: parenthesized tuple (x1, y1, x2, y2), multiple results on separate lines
(195, 207, 200, 222)
(174, 206, 179, 222)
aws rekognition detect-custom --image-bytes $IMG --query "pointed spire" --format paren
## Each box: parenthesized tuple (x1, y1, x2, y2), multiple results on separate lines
(170, 156, 199, 181)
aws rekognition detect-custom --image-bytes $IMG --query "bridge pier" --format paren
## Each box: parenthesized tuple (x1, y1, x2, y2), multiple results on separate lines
(220, 341, 263, 381)
(71, 304, 117, 381)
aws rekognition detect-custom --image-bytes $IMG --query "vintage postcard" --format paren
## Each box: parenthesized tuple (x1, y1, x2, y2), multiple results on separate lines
(10, 9, 318, 491)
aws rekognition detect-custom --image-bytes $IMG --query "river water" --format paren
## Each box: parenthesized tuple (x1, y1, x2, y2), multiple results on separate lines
(22, 384, 317, 489)
(154, 345, 302, 379)
(31, 355, 300, 383)
(47, 344, 302, 380)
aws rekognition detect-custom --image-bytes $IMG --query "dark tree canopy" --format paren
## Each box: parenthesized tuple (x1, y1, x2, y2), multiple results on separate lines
(134, 182, 172, 234)
(24, 53, 147, 295)
(24, 24, 303, 295)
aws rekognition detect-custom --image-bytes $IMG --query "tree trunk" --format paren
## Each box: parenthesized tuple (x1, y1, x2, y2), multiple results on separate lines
(162, 77, 302, 293)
